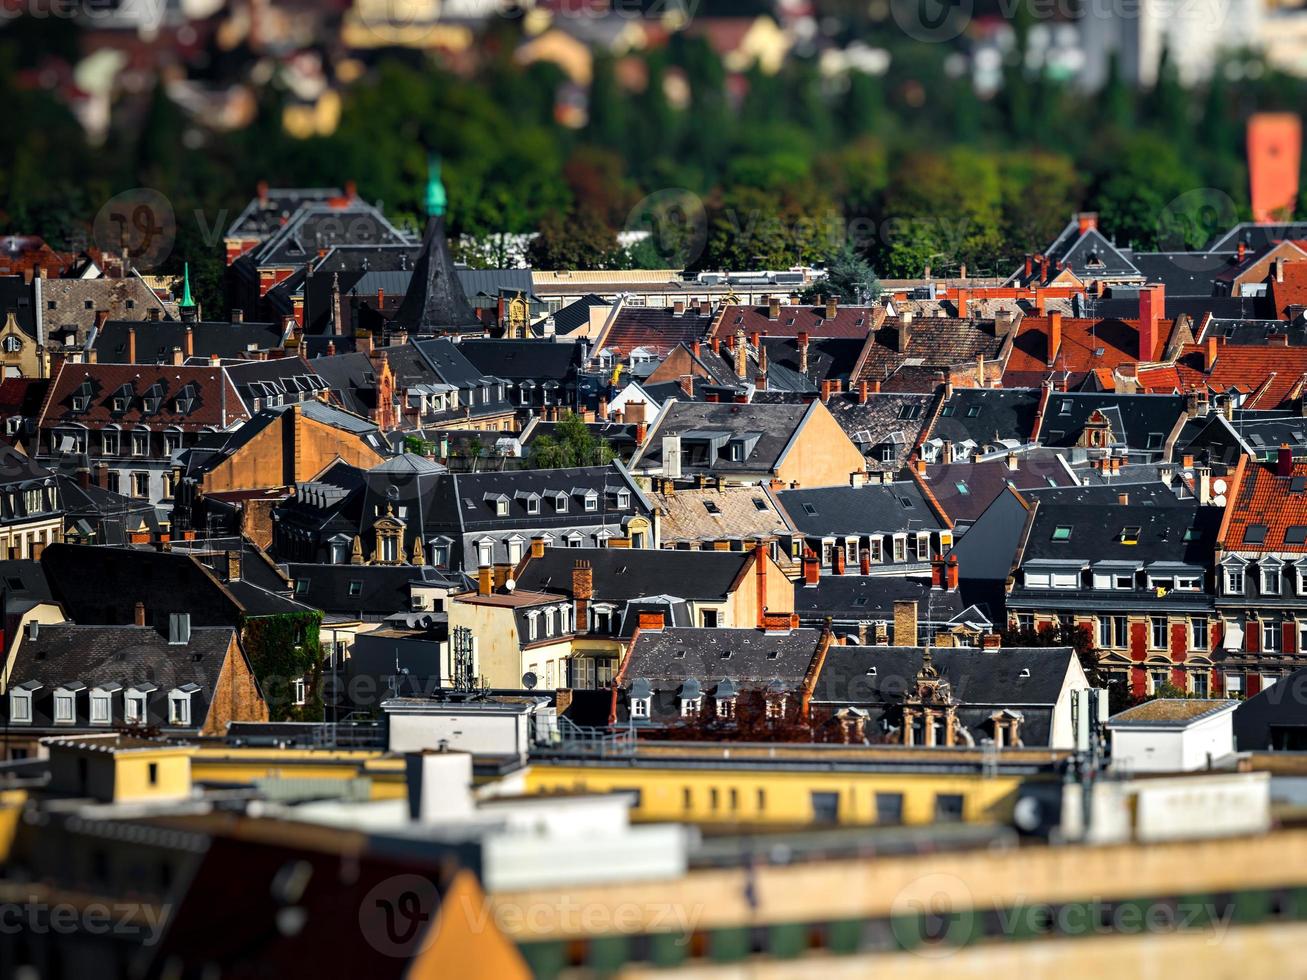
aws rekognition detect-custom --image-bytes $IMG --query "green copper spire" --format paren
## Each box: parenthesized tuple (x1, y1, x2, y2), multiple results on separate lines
(180, 262, 195, 308)
(425, 154, 447, 219)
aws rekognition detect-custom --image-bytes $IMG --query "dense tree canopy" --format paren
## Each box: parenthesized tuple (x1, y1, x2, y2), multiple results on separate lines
(2, 21, 1303, 308)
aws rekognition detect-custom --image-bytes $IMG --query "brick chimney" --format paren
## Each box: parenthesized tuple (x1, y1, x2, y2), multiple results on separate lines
(833, 548, 846, 575)
(820, 379, 833, 402)
(1204, 336, 1218, 370)
(1138, 284, 1164, 361)
(893, 599, 917, 647)
(227, 550, 242, 581)
(1077, 212, 1098, 235)
(858, 380, 869, 404)
(1237, 241, 1247, 263)
(797, 331, 810, 374)
(859, 550, 870, 575)
(1047, 312, 1063, 366)
(128, 325, 136, 364)
(801, 548, 820, 587)
(134, 601, 146, 627)
(1278, 443, 1294, 477)
(673, 300, 684, 315)
(637, 610, 666, 631)
(768, 296, 780, 320)
(734, 327, 747, 379)
(982, 632, 1002, 649)
(477, 565, 493, 596)
(896, 313, 913, 353)
(531, 536, 547, 559)
(825, 296, 837, 320)
(945, 554, 959, 590)
(931, 555, 946, 589)
(573, 559, 593, 631)
(231, 308, 244, 323)
(955, 289, 969, 319)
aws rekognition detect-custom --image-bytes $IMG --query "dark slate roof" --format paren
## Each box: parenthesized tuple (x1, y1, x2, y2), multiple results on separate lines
(250, 202, 411, 268)
(56, 475, 161, 545)
(775, 482, 944, 536)
(1044, 220, 1141, 279)
(810, 645, 1076, 745)
(550, 294, 608, 336)
(309, 351, 378, 416)
(812, 645, 1075, 705)
(933, 388, 1041, 448)
(1126, 252, 1239, 297)
(1088, 294, 1266, 322)
(226, 186, 344, 238)
(41, 544, 280, 630)
(513, 547, 753, 602)
(923, 456, 1074, 525)
(621, 626, 822, 685)
(0, 558, 51, 614)
(283, 563, 454, 617)
(435, 464, 648, 532)
(761, 336, 866, 385)
(1202, 318, 1307, 346)
(0, 275, 36, 338)
(949, 484, 1032, 583)
(794, 577, 971, 625)
(823, 391, 936, 465)
(1207, 222, 1307, 252)
(4, 623, 236, 729)
(91, 320, 285, 364)
(634, 401, 815, 474)
(1037, 392, 1186, 454)
(457, 339, 583, 383)
(224, 357, 329, 415)
(389, 215, 480, 332)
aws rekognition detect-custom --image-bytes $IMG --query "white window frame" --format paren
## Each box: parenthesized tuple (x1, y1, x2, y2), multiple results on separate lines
(90, 689, 113, 725)
(1224, 566, 1245, 595)
(125, 690, 148, 724)
(291, 677, 306, 706)
(168, 692, 192, 727)
(631, 697, 650, 719)
(9, 690, 32, 724)
(53, 691, 75, 724)
(1264, 620, 1283, 652)
(1261, 564, 1281, 596)
(1191, 616, 1208, 652)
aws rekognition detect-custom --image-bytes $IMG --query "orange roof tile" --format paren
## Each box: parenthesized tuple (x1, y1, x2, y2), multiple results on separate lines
(1222, 456, 1307, 554)
(1003, 316, 1176, 387)
(1270, 261, 1307, 318)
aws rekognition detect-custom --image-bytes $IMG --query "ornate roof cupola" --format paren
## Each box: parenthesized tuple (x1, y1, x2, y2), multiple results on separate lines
(390, 154, 480, 336)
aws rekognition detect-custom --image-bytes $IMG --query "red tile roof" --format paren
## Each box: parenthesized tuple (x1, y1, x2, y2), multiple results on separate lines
(1269, 261, 1307, 318)
(1138, 343, 1307, 409)
(1221, 456, 1307, 554)
(597, 307, 715, 358)
(1003, 316, 1176, 387)
(712, 304, 881, 341)
(38, 363, 249, 431)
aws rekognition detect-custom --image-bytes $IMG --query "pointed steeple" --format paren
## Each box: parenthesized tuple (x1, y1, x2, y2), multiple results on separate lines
(180, 263, 198, 323)
(392, 153, 479, 334)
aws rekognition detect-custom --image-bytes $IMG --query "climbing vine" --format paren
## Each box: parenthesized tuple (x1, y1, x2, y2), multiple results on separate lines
(242, 611, 324, 722)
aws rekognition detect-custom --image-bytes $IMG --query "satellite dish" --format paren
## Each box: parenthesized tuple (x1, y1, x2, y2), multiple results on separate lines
(1013, 796, 1043, 832)
(1213, 494, 1227, 507)
(522, 671, 538, 690)
(505, 578, 516, 591)
(1213, 479, 1228, 494)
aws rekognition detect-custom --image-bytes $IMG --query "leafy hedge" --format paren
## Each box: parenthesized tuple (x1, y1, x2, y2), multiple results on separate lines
(242, 611, 324, 722)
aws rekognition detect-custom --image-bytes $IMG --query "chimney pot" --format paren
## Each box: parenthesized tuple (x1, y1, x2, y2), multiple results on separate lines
(134, 601, 146, 627)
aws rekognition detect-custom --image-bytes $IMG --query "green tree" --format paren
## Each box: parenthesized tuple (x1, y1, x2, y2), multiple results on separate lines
(804, 243, 881, 303)
(530, 413, 615, 468)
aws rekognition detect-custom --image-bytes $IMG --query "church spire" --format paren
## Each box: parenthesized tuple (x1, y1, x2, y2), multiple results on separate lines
(425, 154, 447, 218)
(180, 263, 198, 323)
(391, 151, 479, 334)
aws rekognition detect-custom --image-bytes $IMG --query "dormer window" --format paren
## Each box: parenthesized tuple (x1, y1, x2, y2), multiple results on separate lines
(113, 397, 128, 413)
(132, 432, 149, 456)
(584, 492, 598, 512)
(631, 697, 650, 719)
(168, 684, 200, 727)
(90, 684, 121, 725)
(495, 498, 508, 517)
(1261, 564, 1281, 595)
(554, 495, 568, 514)
(8, 682, 38, 724)
(1224, 565, 1245, 595)
(53, 683, 83, 724)
(616, 490, 630, 509)
(525, 495, 540, 515)
(125, 684, 155, 725)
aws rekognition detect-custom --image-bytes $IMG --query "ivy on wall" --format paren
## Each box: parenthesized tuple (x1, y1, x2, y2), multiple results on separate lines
(242, 611, 324, 722)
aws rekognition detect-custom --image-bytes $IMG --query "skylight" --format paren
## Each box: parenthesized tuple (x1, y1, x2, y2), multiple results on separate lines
(1286, 526, 1307, 545)
(1051, 526, 1072, 541)
(802, 503, 817, 515)
(1119, 526, 1141, 545)
(965, 405, 980, 418)
(1244, 524, 1268, 544)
